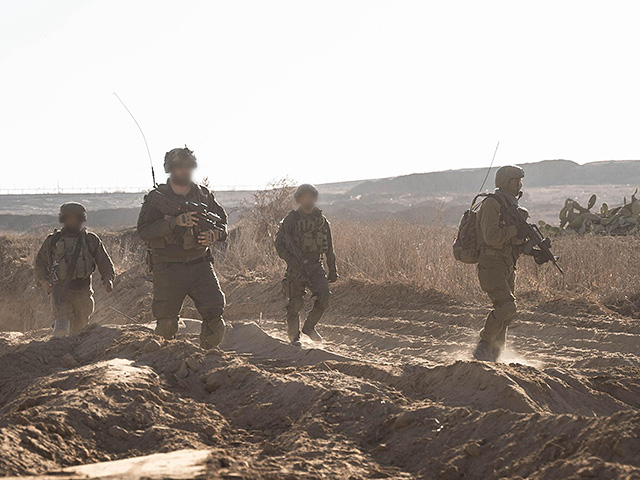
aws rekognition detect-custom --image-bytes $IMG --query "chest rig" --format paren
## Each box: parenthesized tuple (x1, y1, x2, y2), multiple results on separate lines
(294, 211, 328, 255)
(148, 185, 207, 250)
(51, 229, 95, 280)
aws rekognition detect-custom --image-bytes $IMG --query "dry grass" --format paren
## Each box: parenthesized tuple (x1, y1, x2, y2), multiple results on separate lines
(1, 217, 640, 332)
(221, 219, 640, 313)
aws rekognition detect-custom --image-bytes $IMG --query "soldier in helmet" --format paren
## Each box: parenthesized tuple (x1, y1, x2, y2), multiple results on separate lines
(137, 147, 228, 349)
(275, 184, 338, 347)
(473, 165, 537, 362)
(35, 202, 115, 336)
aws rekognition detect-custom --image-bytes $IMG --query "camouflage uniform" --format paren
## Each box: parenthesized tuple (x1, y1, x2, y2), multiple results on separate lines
(35, 226, 115, 336)
(475, 166, 528, 361)
(137, 182, 228, 348)
(275, 207, 337, 343)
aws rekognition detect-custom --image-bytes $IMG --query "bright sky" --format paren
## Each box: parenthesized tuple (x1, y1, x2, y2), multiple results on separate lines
(1, 0, 640, 192)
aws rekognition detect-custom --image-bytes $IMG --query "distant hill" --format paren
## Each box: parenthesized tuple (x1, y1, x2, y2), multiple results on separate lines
(346, 160, 640, 196)
(1, 160, 638, 231)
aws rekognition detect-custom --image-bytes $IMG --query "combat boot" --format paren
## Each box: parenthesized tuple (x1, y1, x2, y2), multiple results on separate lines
(301, 324, 323, 342)
(290, 333, 302, 347)
(472, 340, 495, 362)
(155, 318, 179, 340)
(200, 317, 226, 349)
(52, 317, 71, 337)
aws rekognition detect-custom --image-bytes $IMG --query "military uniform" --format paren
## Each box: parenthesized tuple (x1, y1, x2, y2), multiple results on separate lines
(35, 228, 115, 336)
(137, 181, 228, 348)
(474, 165, 530, 361)
(275, 207, 337, 343)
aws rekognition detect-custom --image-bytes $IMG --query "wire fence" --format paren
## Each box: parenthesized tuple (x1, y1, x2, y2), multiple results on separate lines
(0, 185, 266, 195)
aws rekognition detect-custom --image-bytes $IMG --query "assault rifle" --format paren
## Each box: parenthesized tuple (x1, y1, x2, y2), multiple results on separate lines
(150, 191, 227, 237)
(282, 229, 315, 279)
(45, 241, 62, 324)
(507, 205, 564, 274)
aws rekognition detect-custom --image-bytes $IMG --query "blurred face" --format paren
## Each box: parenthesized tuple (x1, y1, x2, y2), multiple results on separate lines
(506, 177, 523, 195)
(297, 192, 317, 212)
(170, 163, 194, 186)
(62, 215, 83, 233)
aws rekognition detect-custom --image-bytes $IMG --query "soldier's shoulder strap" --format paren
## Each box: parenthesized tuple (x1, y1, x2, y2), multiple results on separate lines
(49, 229, 63, 248)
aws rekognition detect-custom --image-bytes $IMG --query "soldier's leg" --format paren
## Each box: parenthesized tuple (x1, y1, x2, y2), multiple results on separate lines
(475, 265, 516, 361)
(188, 261, 226, 349)
(302, 267, 330, 342)
(51, 294, 73, 337)
(494, 269, 517, 349)
(70, 287, 95, 334)
(152, 264, 188, 340)
(284, 276, 305, 344)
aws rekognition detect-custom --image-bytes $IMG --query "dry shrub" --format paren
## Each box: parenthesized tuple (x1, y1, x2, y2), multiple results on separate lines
(240, 178, 296, 241)
(220, 179, 295, 280)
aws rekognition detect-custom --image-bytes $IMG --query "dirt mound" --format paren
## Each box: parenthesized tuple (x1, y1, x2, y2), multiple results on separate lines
(1, 316, 639, 479)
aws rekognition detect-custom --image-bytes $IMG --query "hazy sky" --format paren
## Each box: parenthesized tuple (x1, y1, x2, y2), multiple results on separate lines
(2, 1, 640, 192)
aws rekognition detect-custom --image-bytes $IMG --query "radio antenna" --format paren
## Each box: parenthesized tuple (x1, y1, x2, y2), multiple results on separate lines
(478, 141, 500, 193)
(113, 92, 156, 187)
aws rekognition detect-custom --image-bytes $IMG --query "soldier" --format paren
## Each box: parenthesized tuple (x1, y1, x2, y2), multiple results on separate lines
(275, 184, 338, 347)
(35, 202, 115, 337)
(137, 147, 228, 349)
(473, 165, 546, 362)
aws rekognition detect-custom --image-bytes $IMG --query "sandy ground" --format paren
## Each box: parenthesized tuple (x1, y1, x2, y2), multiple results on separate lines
(0, 279, 639, 479)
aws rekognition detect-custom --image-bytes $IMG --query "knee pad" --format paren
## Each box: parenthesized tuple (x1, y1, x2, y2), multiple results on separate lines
(496, 300, 517, 324)
(155, 318, 179, 340)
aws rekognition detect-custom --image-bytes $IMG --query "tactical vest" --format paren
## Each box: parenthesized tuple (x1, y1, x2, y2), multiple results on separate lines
(146, 185, 207, 251)
(51, 230, 95, 280)
(294, 211, 328, 255)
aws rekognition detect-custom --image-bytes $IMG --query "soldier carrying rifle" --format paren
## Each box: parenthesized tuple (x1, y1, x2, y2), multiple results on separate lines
(471, 166, 560, 362)
(137, 147, 228, 349)
(275, 184, 338, 347)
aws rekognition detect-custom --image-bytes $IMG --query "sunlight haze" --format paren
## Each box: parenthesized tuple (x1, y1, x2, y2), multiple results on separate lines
(1, 0, 640, 191)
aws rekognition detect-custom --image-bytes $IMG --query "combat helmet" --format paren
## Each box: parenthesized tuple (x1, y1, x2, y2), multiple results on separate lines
(294, 184, 319, 201)
(495, 165, 525, 190)
(164, 147, 197, 173)
(58, 202, 87, 223)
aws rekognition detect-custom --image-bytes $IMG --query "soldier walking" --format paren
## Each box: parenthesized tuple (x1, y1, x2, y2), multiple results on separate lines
(275, 184, 338, 347)
(137, 147, 228, 349)
(473, 165, 550, 362)
(35, 203, 115, 336)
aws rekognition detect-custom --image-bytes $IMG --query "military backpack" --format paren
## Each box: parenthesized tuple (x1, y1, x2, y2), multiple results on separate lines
(453, 193, 501, 264)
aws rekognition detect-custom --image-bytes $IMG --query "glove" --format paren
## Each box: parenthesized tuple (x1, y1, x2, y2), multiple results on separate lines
(328, 271, 338, 283)
(532, 249, 549, 265)
(198, 231, 216, 246)
(176, 212, 198, 227)
(515, 222, 529, 240)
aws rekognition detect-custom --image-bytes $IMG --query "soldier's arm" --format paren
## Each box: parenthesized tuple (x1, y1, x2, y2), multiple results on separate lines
(89, 234, 116, 283)
(274, 215, 297, 265)
(324, 221, 337, 275)
(137, 193, 178, 241)
(479, 197, 518, 247)
(34, 238, 50, 286)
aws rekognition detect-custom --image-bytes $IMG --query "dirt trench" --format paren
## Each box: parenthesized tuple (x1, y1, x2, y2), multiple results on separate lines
(1, 279, 639, 480)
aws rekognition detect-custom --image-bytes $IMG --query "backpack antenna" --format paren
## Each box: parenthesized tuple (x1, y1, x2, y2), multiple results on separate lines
(478, 141, 500, 193)
(113, 92, 156, 187)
